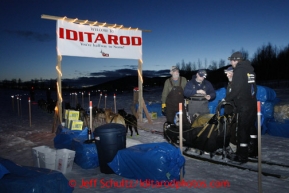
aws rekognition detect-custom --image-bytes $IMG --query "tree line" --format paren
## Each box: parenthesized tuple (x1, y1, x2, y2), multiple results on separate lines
(176, 43, 289, 80)
(1, 42, 289, 90)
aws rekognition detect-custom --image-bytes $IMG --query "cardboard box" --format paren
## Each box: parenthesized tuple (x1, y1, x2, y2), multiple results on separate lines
(70, 120, 83, 130)
(65, 110, 80, 127)
(68, 110, 79, 120)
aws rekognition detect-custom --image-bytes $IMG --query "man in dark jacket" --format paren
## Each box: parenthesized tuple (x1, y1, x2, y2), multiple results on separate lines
(225, 52, 258, 163)
(184, 69, 216, 121)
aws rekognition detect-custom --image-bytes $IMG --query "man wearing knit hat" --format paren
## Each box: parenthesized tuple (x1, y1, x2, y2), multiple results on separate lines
(225, 51, 258, 163)
(161, 66, 188, 126)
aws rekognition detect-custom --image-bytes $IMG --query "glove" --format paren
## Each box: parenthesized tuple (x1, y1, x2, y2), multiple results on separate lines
(162, 104, 166, 116)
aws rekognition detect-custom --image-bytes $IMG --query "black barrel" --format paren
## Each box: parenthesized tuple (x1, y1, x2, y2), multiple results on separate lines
(93, 123, 126, 174)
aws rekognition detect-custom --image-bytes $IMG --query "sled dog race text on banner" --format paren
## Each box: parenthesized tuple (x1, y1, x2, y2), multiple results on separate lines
(57, 20, 142, 59)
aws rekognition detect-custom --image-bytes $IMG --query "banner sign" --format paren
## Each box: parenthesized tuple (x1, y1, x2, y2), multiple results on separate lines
(57, 20, 142, 59)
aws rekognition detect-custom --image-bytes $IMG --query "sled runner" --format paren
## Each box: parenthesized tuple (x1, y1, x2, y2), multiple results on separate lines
(163, 101, 236, 154)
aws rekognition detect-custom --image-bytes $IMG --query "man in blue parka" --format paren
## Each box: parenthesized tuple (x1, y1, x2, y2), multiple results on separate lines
(184, 69, 216, 121)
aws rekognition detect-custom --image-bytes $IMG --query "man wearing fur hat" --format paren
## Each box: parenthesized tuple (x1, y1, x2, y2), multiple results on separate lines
(161, 66, 187, 125)
(184, 69, 216, 121)
(225, 51, 258, 163)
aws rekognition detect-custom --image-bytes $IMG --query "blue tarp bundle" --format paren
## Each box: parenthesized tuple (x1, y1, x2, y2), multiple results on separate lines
(0, 157, 73, 193)
(266, 119, 289, 138)
(256, 85, 277, 102)
(260, 100, 279, 120)
(254, 86, 285, 135)
(71, 128, 99, 169)
(108, 142, 185, 182)
(54, 126, 99, 169)
(256, 86, 278, 120)
(54, 125, 82, 149)
(256, 86, 280, 125)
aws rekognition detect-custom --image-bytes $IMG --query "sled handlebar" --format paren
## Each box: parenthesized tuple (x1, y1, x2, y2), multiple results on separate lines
(216, 101, 236, 115)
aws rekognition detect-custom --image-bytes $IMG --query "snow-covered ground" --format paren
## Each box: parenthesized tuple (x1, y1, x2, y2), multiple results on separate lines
(0, 87, 289, 193)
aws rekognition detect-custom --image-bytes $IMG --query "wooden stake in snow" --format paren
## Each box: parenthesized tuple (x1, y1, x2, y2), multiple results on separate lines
(114, 94, 116, 113)
(82, 92, 84, 109)
(179, 103, 184, 181)
(17, 96, 20, 116)
(28, 97, 31, 127)
(88, 92, 90, 107)
(11, 95, 14, 111)
(179, 103, 183, 153)
(257, 101, 262, 193)
(56, 55, 63, 122)
(75, 92, 78, 107)
(89, 101, 92, 130)
(105, 94, 107, 109)
(52, 106, 60, 133)
(19, 96, 22, 118)
(98, 92, 102, 109)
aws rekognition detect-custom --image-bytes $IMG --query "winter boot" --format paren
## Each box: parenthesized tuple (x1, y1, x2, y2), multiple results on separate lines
(227, 152, 237, 161)
(231, 154, 248, 163)
(228, 146, 248, 163)
(248, 136, 258, 158)
(235, 146, 248, 163)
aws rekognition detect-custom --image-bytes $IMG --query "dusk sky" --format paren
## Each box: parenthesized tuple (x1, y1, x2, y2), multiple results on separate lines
(1, 0, 289, 85)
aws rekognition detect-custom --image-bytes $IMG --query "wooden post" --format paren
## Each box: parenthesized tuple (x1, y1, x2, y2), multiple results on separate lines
(114, 94, 117, 113)
(105, 94, 107, 109)
(17, 96, 20, 116)
(75, 92, 77, 107)
(28, 97, 31, 127)
(52, 106, 60, 133)
(257, 101, 262, 193)
(90, 101, 92, 130)
(179, 103, 184, 181)
(82, 92, 84, 108)
(11, 95, 14, 111)
(88, 92, 90, 108)
(138, 59, 143, 122)
(98, 92, 102, 109)
(56, 55, 62, 122)
(19, 96, 22, 118)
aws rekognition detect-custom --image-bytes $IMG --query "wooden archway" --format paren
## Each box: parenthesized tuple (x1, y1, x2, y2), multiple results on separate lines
(41, 14, 152, 125)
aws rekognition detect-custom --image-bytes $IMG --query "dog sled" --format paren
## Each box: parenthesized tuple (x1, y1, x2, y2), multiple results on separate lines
(163, 101, 236, 154)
